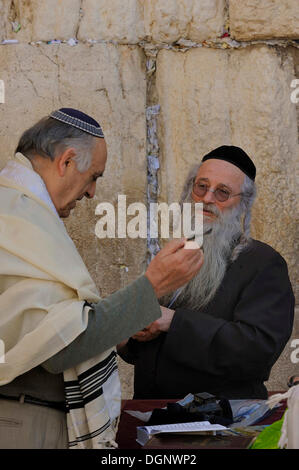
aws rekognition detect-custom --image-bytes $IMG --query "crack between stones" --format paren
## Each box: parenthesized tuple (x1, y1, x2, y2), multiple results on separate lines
(144, 47, 160, 264)
(224, 0, 230, 30)
(14, 48, 40, 98)
(95, 87, 113, 114)
(75, 0, 84, 40)
(38, 47, 62, 106)
(21, 70, 41, 98)
(3, 36, 298, 50)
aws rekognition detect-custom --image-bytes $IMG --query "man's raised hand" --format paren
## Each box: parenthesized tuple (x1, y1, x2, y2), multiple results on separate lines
(145, 238, 204, 298)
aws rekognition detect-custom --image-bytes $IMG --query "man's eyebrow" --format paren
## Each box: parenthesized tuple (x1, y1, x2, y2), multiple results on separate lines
(196, 177, 233, 191)
(218, 182, 233, 192)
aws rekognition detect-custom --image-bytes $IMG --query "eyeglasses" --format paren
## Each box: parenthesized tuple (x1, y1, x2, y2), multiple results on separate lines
(192, 182, 242, 202)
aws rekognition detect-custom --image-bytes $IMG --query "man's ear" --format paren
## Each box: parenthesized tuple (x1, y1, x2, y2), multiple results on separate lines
(56, 148, 76, 177)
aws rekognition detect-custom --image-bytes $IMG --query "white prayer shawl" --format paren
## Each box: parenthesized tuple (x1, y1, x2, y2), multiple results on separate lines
(0, 153, 121, 448)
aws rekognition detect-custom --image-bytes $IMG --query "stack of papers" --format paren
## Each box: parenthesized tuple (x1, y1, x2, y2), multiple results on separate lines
(126, 394, 276, 429)
(137, 421, 227, 446)
(126, 393, 278, 446)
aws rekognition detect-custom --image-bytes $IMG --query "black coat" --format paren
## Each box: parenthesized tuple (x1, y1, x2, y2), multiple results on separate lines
(120, 240, 295, 399)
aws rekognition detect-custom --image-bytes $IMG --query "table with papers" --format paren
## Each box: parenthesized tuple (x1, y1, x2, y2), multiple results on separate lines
(116, 392, 287, 449)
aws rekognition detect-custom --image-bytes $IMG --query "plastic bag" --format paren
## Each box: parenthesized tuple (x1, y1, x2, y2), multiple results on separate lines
(250, 416, 284, 449)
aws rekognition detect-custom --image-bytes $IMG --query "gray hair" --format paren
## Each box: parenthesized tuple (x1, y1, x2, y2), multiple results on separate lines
(180, 162, 257, 261)
(231, 173, 256, 261)
(15, 116, 96, 173)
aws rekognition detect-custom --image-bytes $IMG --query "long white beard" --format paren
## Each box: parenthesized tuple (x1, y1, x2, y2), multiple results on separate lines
(162, 202, 243, 310)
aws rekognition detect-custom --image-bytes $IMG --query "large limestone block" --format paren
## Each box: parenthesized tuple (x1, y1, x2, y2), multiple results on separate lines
(0, 43, 147, 295)
(187, 0, 226, 43)
(156, 48, 231, 205)
(78, 0, 145, 44)
(230, 0, 299, 41)
(78, 0, 226, 44)
(155, 45, 298, 291)
(144, 0, 226, 43)
(0, 0, 81, 42)
(0, 44, 58, 158)
(1, 0, 226, 44)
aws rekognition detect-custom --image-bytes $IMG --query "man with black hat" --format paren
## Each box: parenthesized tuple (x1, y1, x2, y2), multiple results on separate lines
(0, 108, 203, 448)
(118, 145, 295, 401)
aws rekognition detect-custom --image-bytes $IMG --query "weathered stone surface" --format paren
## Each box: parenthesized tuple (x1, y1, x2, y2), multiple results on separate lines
(144, 0, 226, 44)
(0, 0, 81, 42)
(0, 0, 226, 45)
(78, 0, 145, 44)
(78, 0, 226, 44)
(0, 44, 58, 157)
(0, 43, 147, 299)
(230, 0, 299, 41)
(156, 48, 231, 205)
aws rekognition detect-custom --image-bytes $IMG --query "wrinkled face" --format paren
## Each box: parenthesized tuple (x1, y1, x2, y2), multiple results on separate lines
(191, 159, 245, 221)
(58, 138, 107, 218)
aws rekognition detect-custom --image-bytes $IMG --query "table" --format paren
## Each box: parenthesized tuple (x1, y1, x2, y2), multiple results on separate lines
(116, 393, 287, 449)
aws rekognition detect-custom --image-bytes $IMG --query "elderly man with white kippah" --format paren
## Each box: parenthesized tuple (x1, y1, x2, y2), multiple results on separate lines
(0, 108, 204, 449)
(118, 146, 295, 401)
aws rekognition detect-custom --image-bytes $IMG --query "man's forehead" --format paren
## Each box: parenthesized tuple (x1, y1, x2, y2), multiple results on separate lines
(91, 138, 107, 170)
(196, 159, 245, 186)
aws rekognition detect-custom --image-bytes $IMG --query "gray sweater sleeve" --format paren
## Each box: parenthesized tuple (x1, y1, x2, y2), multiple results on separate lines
(42, 275, 161, 374)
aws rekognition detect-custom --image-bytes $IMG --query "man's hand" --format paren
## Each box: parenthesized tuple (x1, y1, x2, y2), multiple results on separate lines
(145, 238, 204, 298)
(132, 306, 175, 342)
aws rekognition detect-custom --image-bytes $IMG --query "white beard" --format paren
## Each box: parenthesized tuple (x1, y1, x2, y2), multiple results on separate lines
(161, 202, 243, 310)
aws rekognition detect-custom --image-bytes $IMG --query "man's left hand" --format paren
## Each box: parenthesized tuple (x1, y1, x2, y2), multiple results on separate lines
(132, 306, 175, 342)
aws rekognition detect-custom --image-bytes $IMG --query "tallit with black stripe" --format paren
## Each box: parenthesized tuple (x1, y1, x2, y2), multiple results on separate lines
(64, 347, 121, 448)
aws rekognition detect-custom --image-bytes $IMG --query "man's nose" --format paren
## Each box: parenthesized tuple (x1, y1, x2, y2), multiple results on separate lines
(85, 181, 96, 199)
(202, 188, 216, 204)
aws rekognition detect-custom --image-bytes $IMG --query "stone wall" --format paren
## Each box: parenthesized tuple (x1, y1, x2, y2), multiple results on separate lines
(0, 0, 298, 397)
